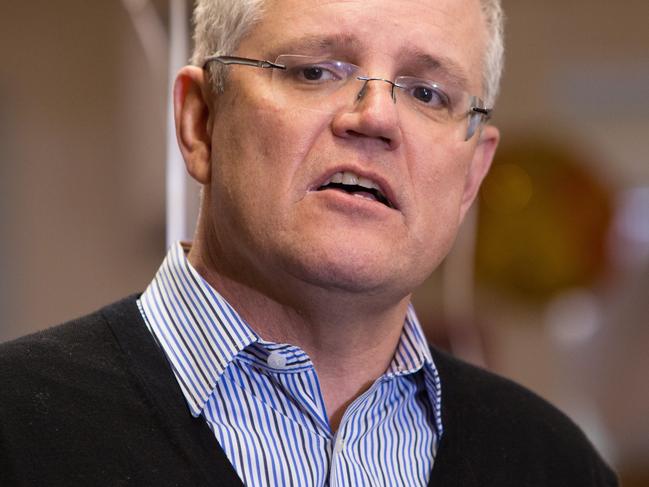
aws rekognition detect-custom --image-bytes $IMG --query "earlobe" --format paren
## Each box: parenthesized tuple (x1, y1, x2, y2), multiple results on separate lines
(458, 125, 500, 220)
(173, 66, 213, 185)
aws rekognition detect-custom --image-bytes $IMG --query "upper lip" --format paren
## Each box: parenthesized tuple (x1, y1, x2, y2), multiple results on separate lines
(309, 166, 399, 210)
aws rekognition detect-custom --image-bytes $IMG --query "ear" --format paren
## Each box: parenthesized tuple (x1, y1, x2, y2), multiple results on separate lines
(173, 66, 213, 185)
(458, 124, 500, 220)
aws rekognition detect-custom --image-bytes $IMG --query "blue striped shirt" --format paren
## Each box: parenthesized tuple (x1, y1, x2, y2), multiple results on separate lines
(138, 243, 443, 486)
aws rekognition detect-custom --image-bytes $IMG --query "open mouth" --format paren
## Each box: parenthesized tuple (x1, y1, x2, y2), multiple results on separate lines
(316, 171, 394, 208)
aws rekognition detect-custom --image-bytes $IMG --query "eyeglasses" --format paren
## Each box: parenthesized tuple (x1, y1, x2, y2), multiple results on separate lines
(203, 54, 492, 141)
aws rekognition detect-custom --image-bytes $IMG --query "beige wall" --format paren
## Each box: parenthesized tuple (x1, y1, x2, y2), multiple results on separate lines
(1, 1, 168, 340)
(498, 0, 649, 185)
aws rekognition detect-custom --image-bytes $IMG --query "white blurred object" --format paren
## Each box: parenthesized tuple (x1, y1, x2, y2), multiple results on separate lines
(545, 289, 601, 347)
(122, 0, 196, 246)
(166, 0, 193, 246)
(120, 0, 167, 75)
(610, 186, 649, 271)
(545, 290, 618, 464)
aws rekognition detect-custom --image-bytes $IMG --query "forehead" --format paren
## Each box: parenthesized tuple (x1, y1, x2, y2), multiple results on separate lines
(240, 0, 487, 89)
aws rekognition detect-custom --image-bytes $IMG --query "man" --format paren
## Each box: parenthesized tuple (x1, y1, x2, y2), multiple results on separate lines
(0, 0, 617, 485)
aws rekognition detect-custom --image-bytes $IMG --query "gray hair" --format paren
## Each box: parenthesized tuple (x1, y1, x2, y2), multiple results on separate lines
(191, 0, 505, 106)
(479, 0, 505, 107)
(191, 0, 266, 92)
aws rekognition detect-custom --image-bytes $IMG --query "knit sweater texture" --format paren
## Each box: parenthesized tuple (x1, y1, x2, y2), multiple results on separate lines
(0, 295, 617, 486)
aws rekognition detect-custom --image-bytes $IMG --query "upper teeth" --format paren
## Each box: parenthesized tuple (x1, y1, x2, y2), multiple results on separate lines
(327, 171, 380, 191)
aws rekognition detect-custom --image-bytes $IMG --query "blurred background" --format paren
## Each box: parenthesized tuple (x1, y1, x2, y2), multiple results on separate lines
(1, 0, 647, 483)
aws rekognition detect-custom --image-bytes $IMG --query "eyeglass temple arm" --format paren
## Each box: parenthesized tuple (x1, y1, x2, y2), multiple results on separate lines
(471, 106, 492, 120)
(202, 55, 286, 70)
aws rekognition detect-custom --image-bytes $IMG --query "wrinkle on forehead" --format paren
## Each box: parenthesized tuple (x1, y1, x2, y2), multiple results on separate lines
(266, 33, 363, 56)
(247, 0, 486, 91)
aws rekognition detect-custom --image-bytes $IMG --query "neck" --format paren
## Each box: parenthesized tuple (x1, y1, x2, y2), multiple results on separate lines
(187, 239, 412, 432)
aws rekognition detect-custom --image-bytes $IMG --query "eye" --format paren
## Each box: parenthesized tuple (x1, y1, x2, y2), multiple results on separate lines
(279, 58, 357, 86)
(290, 63, 341, 83)
(302, 66, 326, 81)
(410, 84, 449, 108)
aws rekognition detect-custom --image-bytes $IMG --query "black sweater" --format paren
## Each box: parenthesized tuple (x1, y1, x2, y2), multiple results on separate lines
(0, 295, 617, 486)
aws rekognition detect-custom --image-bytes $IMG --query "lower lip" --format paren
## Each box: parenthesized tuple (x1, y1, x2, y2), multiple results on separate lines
(309, 188, 397, 217)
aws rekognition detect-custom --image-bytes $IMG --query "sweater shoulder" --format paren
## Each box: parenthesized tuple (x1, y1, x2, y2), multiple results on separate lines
(0, 296, 143, 405)
(431, 346, 589, 439)
(431, 346, 569, 420)
(430, 346, 618, 485)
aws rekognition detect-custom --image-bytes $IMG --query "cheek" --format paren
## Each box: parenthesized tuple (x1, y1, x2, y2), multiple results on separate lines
(208, 90, 326, 231)
(410, 143, 471, 220)
(217, 80, 324, 154)
(405, 143, 474, 264)
(216, 92, 283, 164)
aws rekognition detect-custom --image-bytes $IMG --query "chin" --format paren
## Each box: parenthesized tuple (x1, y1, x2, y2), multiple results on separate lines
(279, 240, 423, 297)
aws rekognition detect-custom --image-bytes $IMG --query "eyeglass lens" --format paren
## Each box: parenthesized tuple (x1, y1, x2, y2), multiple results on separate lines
(268, 55, 484, 141)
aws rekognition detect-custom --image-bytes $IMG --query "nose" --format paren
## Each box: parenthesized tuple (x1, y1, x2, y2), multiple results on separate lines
(331, 77, 403, 150)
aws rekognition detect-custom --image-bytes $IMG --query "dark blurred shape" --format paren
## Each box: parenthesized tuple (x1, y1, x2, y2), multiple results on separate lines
(476, 139, 613, 301)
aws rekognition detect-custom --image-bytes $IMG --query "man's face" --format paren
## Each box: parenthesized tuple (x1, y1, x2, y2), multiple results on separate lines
(204, 0, 498, 299)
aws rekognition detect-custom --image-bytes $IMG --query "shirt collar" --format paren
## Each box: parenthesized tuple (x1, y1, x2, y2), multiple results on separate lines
(139, 242, 442, 437)
(391, 305, 443, 438)
(138, 242, 258, 416)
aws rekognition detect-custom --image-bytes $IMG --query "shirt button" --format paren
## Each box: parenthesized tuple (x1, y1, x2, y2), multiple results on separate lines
(267, 351, 287, 369)
(334, 436, 345, 453)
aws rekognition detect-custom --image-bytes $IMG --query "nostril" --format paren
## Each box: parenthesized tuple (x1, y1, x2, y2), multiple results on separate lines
(346, 130, 391, 144)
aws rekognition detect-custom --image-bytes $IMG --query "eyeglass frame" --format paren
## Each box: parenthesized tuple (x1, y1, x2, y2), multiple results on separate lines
(202, 54, 493, 141)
